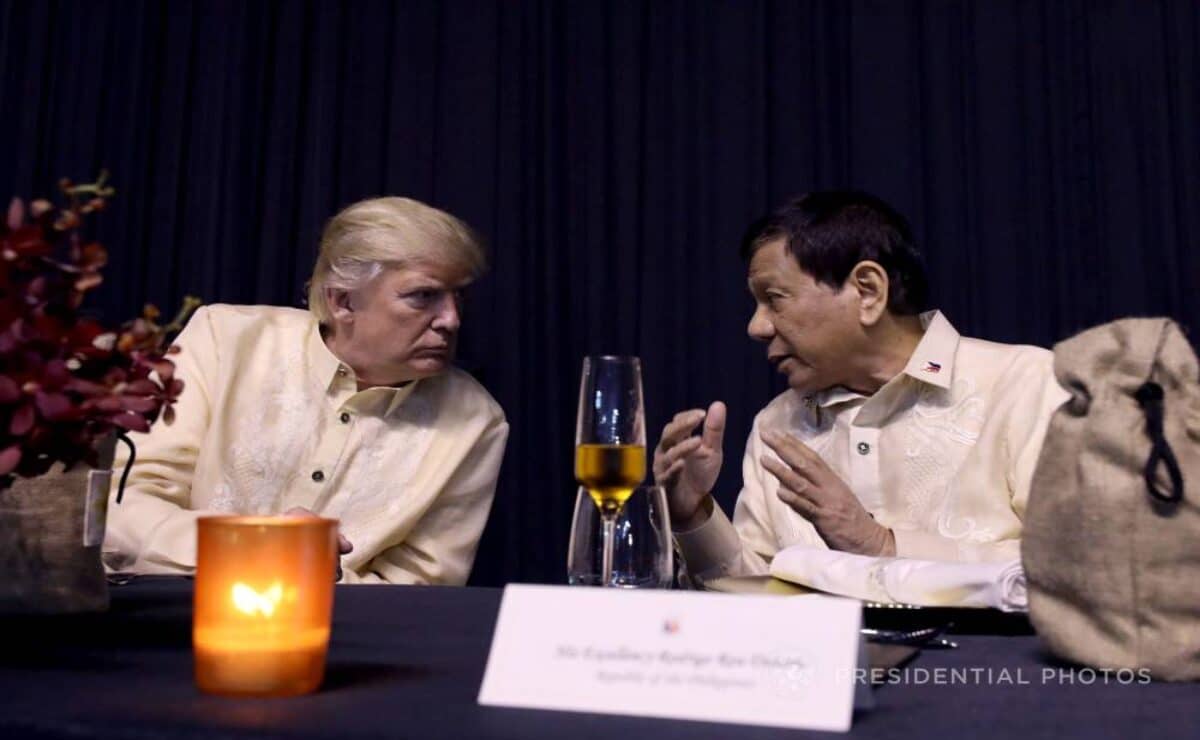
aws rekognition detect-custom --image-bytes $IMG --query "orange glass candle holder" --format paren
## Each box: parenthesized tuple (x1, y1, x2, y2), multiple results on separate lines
(194, 516, 338, 697)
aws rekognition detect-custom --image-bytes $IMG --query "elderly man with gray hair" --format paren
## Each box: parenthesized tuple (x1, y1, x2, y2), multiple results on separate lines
(104, 197, 508, 584)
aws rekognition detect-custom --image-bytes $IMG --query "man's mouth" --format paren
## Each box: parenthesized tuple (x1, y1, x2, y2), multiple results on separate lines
(415, 346, 450, 357)
(768, 354, 792, 370)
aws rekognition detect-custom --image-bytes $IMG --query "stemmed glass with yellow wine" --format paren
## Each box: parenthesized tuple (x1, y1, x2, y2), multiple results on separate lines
(574, 356, 646, 587)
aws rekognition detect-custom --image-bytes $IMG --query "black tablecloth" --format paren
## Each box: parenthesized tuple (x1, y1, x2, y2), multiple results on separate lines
(0, 579, 1195, 739)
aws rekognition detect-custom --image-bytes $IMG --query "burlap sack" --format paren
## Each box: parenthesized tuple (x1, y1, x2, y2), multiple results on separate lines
(1023, 318, 1200, 681)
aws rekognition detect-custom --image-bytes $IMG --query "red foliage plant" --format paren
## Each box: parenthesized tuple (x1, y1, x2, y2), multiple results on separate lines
(0, 172, 199, 485)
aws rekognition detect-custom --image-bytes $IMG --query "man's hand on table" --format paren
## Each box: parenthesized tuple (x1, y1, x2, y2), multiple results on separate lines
(284, 507, 354, 580)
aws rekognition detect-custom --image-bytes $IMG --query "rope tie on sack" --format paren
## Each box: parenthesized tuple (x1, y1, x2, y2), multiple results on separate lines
(1135, 382, 1184, 504)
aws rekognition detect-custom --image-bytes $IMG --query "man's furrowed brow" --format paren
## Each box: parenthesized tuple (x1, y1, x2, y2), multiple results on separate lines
(747, 272, 776, 292)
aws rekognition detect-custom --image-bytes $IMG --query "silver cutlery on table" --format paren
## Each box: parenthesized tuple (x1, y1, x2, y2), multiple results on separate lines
(861, 626, 958, 649)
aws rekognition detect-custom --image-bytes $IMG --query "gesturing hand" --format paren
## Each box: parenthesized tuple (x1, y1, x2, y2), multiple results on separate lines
(652, 401, 726, 530)
(759, 429, 895, 556)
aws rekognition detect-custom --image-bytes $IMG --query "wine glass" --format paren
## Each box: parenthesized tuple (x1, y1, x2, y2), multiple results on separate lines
(574, 356, 646, 587)
(568, 485, 673, 588)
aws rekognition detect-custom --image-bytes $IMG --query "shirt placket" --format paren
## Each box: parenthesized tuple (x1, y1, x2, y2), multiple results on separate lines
(848, 414, 883, 514)
(291, 367, 359, 511)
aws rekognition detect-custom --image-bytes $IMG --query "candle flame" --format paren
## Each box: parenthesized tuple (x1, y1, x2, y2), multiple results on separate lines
(231, 581, 284, 617)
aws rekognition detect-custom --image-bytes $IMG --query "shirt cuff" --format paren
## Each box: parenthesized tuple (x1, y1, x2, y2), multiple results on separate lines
(673, 503, 743, 578)
(890, 528, 965, 562)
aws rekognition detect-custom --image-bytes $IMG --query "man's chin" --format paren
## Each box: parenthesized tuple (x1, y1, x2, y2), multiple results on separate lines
(787, 382, 819, 396)
(783, 369, 822, 396)
(407, 356, 452, 377)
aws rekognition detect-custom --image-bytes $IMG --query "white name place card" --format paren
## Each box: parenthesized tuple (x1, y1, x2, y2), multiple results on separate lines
(477, 584, 862, 732)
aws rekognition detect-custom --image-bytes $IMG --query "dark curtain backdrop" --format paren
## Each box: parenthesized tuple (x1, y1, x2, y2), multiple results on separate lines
(1, 0, 1197, 585)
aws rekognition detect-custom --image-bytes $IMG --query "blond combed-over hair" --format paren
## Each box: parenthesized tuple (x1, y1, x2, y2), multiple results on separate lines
(306, 197, 486, 323)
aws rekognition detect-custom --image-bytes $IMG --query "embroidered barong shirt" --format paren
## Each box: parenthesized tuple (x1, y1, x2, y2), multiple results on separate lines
(675, 311, 1070, 582)
(103, 304, 508, 585)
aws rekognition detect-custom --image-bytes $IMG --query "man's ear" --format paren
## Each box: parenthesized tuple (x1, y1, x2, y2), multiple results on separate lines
(847, 261, 889, 327)
(326, 287, 355, 324)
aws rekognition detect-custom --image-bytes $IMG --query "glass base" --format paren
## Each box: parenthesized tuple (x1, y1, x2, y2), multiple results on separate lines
(567, 573, 667, 589)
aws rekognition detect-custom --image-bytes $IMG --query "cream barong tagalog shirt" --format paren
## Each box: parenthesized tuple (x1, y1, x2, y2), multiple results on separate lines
(675, 311, 1070, 582)
(103, 304, 509, 585)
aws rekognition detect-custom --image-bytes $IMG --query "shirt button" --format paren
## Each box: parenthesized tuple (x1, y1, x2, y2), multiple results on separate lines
(856, 442, 871, 456)
(336, 366, 349, 377)
(311, 470, 325, 482)
(339, 412, 351, 424)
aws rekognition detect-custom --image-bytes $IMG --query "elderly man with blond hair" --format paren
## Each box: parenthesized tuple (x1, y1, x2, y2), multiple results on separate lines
(104, 197, 508, 584)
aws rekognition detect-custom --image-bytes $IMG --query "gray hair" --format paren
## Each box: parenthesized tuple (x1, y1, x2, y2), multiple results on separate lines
(306, 197, 486, 323)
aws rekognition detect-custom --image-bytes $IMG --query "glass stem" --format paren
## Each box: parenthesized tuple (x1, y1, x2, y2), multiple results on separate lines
(600, 512, 617, 587)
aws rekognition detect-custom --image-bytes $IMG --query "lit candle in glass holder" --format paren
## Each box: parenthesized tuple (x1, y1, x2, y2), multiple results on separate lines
(193, 516, 337, 697)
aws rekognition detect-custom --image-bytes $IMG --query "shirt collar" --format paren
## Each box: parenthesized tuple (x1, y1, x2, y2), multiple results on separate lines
(802, 309, 959, 410)
(808, 386, 866, 410)
(308, 319, 344, 391)
(900, 310, 959, 390)
(306, 318, 420, 416)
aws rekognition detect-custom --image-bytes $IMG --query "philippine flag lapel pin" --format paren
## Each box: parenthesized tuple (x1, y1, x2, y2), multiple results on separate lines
(923, 361, 942, 374)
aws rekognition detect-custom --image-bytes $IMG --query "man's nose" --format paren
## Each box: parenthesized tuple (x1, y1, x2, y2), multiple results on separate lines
(433, 295, 461, 333)
(747, 305, 774, 342)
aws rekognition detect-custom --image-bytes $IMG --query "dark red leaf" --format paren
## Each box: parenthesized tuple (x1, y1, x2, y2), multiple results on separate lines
(30, 312, 68, 342)
(89, 396, 125, 412)
(0, 445, 20, 475)
(26, 276, 48, 298)
(43, 360, 72, 388)
(80, 242, 107, 269)
(9, 402, 34, 435)
(123, 379, 159, 395)
(67, 320, 104, 344)
(151, 360, 175, 382)
(35, 391, 72, 420)
(0, 328, 16, 354)
(116, 396, 159, 413)
(0, 375, 19, 403)
(74, 272, 103, 292)
(54, 210, 80, 230)
(64, 378, 109, 396)
(6, 198, 24, 230)
(109, 411, 150, 433)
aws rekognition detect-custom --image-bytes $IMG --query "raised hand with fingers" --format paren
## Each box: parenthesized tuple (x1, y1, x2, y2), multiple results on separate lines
(652, 401, 726, 530)
(758, 429, 895, 556)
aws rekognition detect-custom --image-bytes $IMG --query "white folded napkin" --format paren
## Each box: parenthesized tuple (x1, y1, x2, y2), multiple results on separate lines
(768, 545, 1027, 612)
